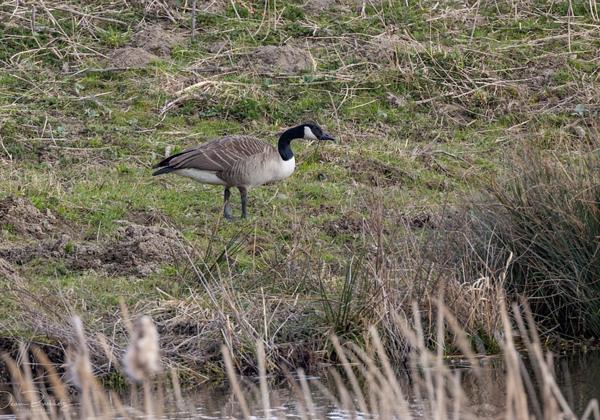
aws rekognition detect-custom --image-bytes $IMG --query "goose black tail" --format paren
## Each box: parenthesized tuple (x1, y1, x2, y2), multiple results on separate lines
(152, 150, 191, 176)
(152, 166, 176, 176)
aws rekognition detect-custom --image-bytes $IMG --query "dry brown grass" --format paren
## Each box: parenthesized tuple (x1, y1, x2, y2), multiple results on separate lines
(1, 191, 512, 381)
(3, 301, 599, 419)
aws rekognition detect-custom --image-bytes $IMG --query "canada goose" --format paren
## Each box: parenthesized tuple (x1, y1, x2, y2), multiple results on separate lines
(152, 122, 335, 219)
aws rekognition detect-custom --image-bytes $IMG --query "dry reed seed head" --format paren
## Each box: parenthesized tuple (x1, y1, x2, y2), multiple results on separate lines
(72, 316, 87, 349)
(124, 315, 161, 383)
(65, 346, 93, 390)
(65, 316, 94, 389)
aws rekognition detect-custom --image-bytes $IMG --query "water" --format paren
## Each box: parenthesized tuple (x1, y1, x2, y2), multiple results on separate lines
(158, 351, 600, 418)
(1, 351, 599, 418)
(553, 351, 600, 415)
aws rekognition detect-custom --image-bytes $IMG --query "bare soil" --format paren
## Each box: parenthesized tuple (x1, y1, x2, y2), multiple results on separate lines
(73, 223, 189, 276)
(0, 196, 190, 277)
(131, 24, 186, 56)
(0, 235, 70, 266)
(0, 196, 59, 239)
(245, 46, 314, 74)
(107, 47, 159, 68)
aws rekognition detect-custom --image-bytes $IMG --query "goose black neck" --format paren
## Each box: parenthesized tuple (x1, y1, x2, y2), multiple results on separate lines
(278, 125, 303, 161)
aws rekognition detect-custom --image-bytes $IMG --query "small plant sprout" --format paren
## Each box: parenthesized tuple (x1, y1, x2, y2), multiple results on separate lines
(123, 316, 161, 383)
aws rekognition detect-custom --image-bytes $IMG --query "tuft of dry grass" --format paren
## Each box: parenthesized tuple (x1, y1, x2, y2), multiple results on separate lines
(3, 301, 599, 419)
(461, 145, 600, 337)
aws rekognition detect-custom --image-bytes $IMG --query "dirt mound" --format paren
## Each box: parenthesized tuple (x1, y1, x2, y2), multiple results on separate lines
(362, 34, 429, 63)
(303, 0, 337, 12)
(0, 196, 57, 239)
(71, 223, 188, 276)
(1, 223, 190, 277)
(107, 47, 159, 68)
(245, 46, 314, 74)
(367, 34, 402, 61)
(0, 234, 71, 265)
(132, 24, 185, 56)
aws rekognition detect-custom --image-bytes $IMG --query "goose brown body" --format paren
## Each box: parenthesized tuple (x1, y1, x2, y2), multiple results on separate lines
(152, 123, 334, 219)
(160, 135, 294, 187)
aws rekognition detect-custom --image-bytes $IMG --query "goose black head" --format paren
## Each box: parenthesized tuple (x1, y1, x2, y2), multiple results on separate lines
(302, 122, 335, 141)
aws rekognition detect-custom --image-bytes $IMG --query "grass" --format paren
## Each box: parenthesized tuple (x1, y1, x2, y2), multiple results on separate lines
(1, 0, 600, 388)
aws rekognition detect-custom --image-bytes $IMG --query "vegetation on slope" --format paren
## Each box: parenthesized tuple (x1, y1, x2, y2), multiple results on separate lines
(1, 0, 599, 380)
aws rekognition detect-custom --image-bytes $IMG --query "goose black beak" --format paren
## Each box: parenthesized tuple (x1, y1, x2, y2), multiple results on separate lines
(320, 132, 335, 142)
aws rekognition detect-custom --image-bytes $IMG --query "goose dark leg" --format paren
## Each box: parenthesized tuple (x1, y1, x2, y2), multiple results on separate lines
(223, 187, 234, 220)
(239, 186, 248, 219)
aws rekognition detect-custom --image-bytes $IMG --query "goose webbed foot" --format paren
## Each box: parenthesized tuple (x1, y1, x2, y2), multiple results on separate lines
(224, 206, 234, 220)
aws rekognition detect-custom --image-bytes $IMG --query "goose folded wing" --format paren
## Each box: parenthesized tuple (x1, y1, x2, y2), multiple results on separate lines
(166, 136, 271, 172)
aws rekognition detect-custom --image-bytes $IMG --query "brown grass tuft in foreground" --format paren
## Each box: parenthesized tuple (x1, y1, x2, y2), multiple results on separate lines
(469, 147, 600, 337)
(3, 302, 599, 419)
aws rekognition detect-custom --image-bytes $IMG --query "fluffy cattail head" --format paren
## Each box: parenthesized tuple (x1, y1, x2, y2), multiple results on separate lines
(123, 316, 161, 383)
(65, 316, 93, 389)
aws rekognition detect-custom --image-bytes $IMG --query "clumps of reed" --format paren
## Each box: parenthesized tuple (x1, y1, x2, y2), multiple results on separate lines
(124, 315, 163, 418)
(215, 300, 600, 419)
(464, 146, 600, 337)
(2, 303, 598, 419)
(2, 312, 166, 419)
(65, 317, 93, 389)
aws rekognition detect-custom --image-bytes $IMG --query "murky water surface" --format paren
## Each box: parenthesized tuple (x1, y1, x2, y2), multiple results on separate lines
(1, 351, 599, 418)
(151, 351, 600, 418)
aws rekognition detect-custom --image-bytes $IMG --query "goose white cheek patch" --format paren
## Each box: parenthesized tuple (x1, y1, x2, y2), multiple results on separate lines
(304, 126, 318, 140)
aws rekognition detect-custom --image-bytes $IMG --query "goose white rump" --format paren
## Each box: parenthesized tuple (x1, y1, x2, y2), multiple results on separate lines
(175, 168, 227, 186)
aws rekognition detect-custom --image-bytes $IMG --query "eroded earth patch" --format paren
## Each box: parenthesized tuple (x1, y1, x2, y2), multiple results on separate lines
(106, 24, 185, 68)
(0, 196, 190, 277)
(0, 196, 59, 239)
(244, 45, 314, 74)
(131, 24, 186, 56)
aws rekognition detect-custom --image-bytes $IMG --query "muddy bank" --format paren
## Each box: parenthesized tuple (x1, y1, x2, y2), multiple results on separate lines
(244, 45, 314, 74)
